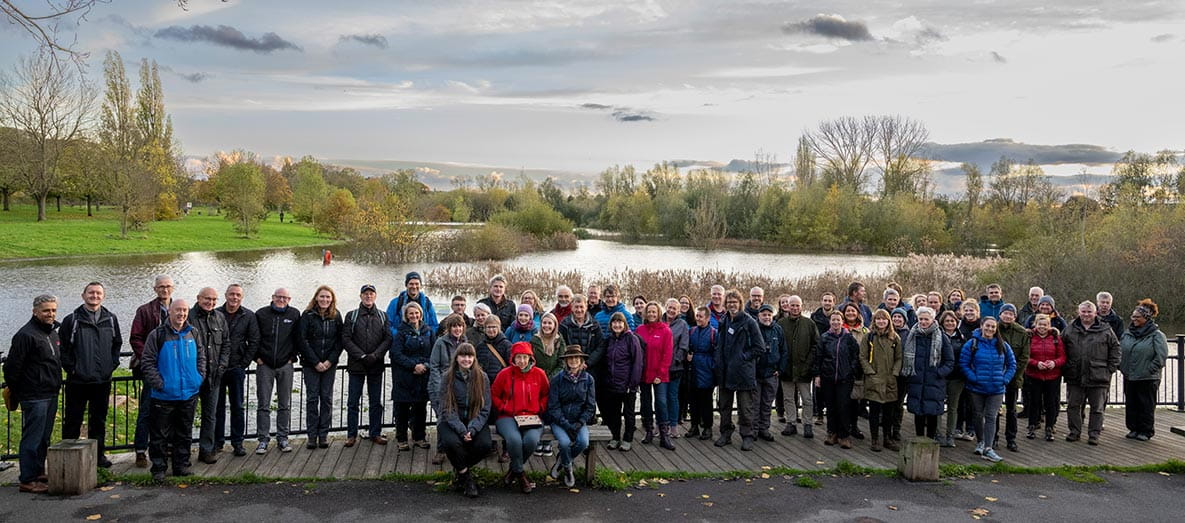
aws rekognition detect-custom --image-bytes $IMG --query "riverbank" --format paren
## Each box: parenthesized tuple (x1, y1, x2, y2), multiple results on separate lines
(0, 205, 337, 260)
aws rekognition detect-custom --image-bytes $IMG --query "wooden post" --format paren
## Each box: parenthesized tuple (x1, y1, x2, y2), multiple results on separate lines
(47, 439, 97, 495)
(897, 436, 940, 481)
(585, 443, 598, 485)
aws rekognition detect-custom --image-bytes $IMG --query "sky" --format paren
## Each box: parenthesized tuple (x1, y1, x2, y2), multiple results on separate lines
(1, 0, 1183, 173)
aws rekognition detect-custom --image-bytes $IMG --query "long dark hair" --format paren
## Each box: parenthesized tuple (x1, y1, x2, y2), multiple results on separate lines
(442, 343, 486, 420)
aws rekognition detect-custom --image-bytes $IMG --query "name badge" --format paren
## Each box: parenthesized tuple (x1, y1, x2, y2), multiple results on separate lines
(728, 328, 735, 335)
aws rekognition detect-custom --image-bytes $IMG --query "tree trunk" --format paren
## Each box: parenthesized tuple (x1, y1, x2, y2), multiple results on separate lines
(1, 189, 9, 211)
(36, 193, 48, 221)
(120, 207, 129, 238)
(56, 195, 62, 212)
(86, 195, 93, 217)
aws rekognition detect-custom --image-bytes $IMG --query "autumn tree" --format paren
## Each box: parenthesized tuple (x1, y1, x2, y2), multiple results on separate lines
(291, 157, 328, 224)
(135, 58, 180, 219)
(314, 188, 358, 238)
(99, 51, 152, 236)
(264, 167, 292, 213)
(215, 162, 266, 237)
(59, 135, 108, 216)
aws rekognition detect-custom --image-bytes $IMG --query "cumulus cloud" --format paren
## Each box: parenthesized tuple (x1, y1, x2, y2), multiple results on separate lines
(154, 24, 301, 53)
(340, 33, 389, 49)
(782, 14, 873, 41)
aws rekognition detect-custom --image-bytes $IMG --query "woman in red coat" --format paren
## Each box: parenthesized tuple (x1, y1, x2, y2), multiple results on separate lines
(491, 342, 550, 493)
(636, 302, 675, 450)
(1024, 314, 1066, 441)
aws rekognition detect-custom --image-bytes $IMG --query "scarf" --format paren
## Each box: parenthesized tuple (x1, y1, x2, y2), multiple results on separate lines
(902, 321, 942, 377)
(1128, 321, 1158, 339)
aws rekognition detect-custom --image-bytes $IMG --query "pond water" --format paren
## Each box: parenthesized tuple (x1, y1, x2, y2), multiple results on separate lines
(0, 240, 899, 350)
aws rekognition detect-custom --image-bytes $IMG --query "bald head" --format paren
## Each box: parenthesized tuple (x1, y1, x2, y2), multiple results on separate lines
(168, 299, 190, 330)
(271, 288, 292, 309)
(197, 287, 218, 312)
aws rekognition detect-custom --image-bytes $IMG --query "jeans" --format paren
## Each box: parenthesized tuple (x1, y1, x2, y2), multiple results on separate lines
(1024, 376, 1061, 429)
(1066, 384, 1108, 439)
(18, 398, 56, 484)
(304, 367, 336, 441)
(347, 371, 384, 438)
(62, 381, 112, 458)
(1124, 379, 1158, 437)
(665, 375, 681, 427)
(256, 362, 294, 443)
(495, 417, 543, 474)
(944, 378, 966, 436)
(717, 387, 756, 438)
(756, 376, 778, 432)
(602, 390, 636, 441)
(818, 378, 852, 438)
(149, 396, 198, 474)
(439, 424, 493, 473)
(134, 380, 153, 452)
(551, 424, 589, 466)
(198, 372, 223, 454)
(782, 380, 814, 425)
(216, 367, 246, 447)
(970, 392, 1004, 449)
(689, 387, 715, 430)
(640, 382, 670, 428)
(394, 401, 428, 442)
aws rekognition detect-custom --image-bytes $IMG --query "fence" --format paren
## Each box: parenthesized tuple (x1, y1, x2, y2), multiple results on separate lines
(4, 335, 1184, 460)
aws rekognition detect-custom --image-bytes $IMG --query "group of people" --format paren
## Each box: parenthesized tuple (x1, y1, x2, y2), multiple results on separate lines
(1, 273, 1171, 497)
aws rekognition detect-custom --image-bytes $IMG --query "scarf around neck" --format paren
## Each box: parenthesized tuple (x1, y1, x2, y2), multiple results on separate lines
(902, 321, 942, 377)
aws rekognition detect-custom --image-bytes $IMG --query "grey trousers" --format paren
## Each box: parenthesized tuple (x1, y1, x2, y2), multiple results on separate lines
(718, 388, 757, 438)
(756, 376, 779, 432)
(1066, 384, 1108, 440)
(781, 380, 815, 425)
(969, 392, 1004, 450)
(198, 371, 223, 453)
(256, 362, 293, 444)
(944, 378, 966, 436)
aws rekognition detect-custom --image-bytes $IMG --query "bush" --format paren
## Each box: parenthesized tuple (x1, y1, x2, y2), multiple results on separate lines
(490, 201, 573, 238)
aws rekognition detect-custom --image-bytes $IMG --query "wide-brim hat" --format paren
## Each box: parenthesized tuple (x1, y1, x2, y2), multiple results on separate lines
(560, 345, 588, 360)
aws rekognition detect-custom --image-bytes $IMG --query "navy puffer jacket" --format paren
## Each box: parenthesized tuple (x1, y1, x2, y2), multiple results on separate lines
(905, 329, 955, 416)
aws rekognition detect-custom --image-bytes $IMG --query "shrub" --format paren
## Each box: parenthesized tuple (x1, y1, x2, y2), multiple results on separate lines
(490, 201, 573, 238)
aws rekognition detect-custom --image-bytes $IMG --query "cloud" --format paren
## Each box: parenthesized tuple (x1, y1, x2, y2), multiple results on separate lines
(580, 103, 657, 122)
(782, 14, 873, 41)
(154, 24, 301, 53)
(991, 51, 1007, 63)
(926, 139, 1123, 167)
(580, 103, 612, 110)
(177, 72, 209, 83)
(339, 33, 389, 49)
(613, 111, 655, 122)
(1151, 33, 1175, 43)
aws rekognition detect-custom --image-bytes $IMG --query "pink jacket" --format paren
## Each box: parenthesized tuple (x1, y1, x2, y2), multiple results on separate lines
(637, 321, 673, 383)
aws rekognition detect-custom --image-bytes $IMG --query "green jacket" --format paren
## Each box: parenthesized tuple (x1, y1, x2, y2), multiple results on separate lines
(1119, 325, 1168, 381)
(776, 314, 819, 382)
(859, 330, 902, 403)
(529, 333, 566, 377)
(1062, 318, 1121, 387)
(998, 321, 1031, 388)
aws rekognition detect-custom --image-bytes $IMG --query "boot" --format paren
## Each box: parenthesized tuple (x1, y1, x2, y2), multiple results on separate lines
(464, 472, 480, 498)
(686, 425, 701, 438)
(714, 430, 733, 447)
(824, 432, 838, 446)
(518, 472, 535, 494)
(659, 425, 676, 451)
(839, 437, 853, 449)
(781, 424, 798, 436)
(641, 424, 656, 445)
(802, 424, 814, 439)
(883, 438, 900, 452)
(870, 436, 882, 452)
(699, 427, 713, 441)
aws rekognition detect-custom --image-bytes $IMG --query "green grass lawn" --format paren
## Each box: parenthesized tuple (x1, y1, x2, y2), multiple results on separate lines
(0, 204, 338, 259)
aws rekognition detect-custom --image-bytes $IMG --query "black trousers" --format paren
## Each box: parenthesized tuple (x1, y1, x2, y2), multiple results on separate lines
(1024, 376, 1061, 428)
(887, 376, 908, 438)
(819, 378, 852, 438)
(689, 387, 715, 430)
(915, 414, 938, 437)
(867, 401, 887, 439)
(62, 381, 112, 457)
(439, 424, 493, 473)
(994, 384, 1021, 444)
(603, 390, 637, 442)
(678, 369, 693, 422)
(1124, 379, 1158, 436)
(149, 396, 197, 474)
(394, 401, 428, 442)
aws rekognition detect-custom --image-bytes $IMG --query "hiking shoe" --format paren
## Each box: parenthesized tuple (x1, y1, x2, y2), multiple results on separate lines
(1087, 437, 1099, 446)
(1125, 431, 1139, 439)
(714, 433, 732, 447)
(781, 424, 798, 437)
(741, 437, 755, 451)
(278, 441, 293, 452)
(255, 443, 269, 455)
(686, 425, 701, 438)
(151, 472, 167, 484)
(233, 445, 247, 456)
(619, 441, 632, 452)
(543, 442, 554, 456)
(564, 465, 576, 488)
(803, 425, 814, 439)
(135, 452, 148, 468)
(839, 437, 852, 449)
(1006, 440, 1018, 452)
(607, 440, 620, 450)
(1135, 433, 1151, 442)
(19, 482, 49, 494)
(550, 459, 564, 480)
(98, 455, 113, 468)
(982, 448, 1003, 463)
(973, 442, 984, 456)
(757, 430, 775, 442)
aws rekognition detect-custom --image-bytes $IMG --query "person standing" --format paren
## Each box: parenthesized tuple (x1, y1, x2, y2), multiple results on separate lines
(714, 289, 767, 451)
(478, 274, 516, 332)
(978, 284, 1005, 320)
(1018, 287, 1044, 325)
(960, 316, 1016, 463)
(637, 302, 675, 450)
(995, 304, 1030, 452)
(861, 310, 903, 452)
(1062, 301, 1121, 445)
(504, 304, 538, 344)
(594, 284, 636, 332)
(550, 285, 575, 324)
(343, 284, 393, 447)
(904, 308, 955, 442)
(4, 295, 62, 493)
(59, 282, 121, 468)
(391, 301, 435, 451)
(755, 304, 785, 443)
(429, 314, 470, 465)
(387, 271, 439, 334)
(777, 295, 818, 438)
(254, 288, 304, 454)
(435, 343, 492, 498)
(840, 282, 873, 328)
(129, 275, 174, 468)
(141, 300, 207, 482)
(560, 295, 604, 424)
(601, 312, 643, 451)
(547, 346, 597, 488)
(1024, 314, 1065, 441)
(1096, 292, 1125, 341)
(663, 298, 689, 439)
(436, 296, 472, 338)
(190, 287, 230, 464)
(686, 307, 717, 440)
(216, 284, 259, 457)
(814, 311, 860, 449)
(1120, 299, 1168, 441)
(938, 310, 967, 447)
(299, 286, 343, 450)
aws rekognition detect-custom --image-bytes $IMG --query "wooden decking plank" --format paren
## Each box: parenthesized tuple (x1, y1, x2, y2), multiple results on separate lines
(315, 439, 345, 479)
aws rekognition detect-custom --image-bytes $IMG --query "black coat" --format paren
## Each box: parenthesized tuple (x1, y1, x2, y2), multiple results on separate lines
(254, 305, 304, 368)
(342, 304, 392, 375)
(59, 305, 121, 384)
(3, 317, 62, 402)
(217, 305, 261, 370)
(477, 296, 517, 333)
(391, 322, 435, 403)
(475, 333, 511, 385)
(714, 312, 766, 391)
(813, 329, 860, 383)
(435, 369, 491, 436)
(190, 306, 230, 378)
(300, 310, 343, 366)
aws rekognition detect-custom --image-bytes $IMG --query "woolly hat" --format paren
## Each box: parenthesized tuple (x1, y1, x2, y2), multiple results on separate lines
(1038, 295, 1056, 308)
(517, 304, 534, 316)
(891, 307, 907, 319)
(1001, 303, 1017, 315)
(405, 271, 422, 285)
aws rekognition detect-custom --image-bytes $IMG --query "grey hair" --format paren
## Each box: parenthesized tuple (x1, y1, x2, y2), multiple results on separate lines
(473, 303, 491, 314)
(488, 274, 506, 287)
(1078, 301, 1097, 312)
(883, 288, 900, 300)
(1029, 286, 1044, 296)
(556, 285, 572, 295)
(1096, 291, 1113, 302)
(154, 274, 174, 286)
(787, 295, 803, 304)
(33, 294, 58, 308)
(710, 285, 725, 293)
(916, 306, 936, 318)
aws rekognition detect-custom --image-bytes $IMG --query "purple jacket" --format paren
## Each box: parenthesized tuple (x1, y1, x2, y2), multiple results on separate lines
(603, 330, 643, 394)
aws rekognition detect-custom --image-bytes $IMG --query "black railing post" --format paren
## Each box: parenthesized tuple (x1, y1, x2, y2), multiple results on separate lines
(1176, 335, 1184, 412)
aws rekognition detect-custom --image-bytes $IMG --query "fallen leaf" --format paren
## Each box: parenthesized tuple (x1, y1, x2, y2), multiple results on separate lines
(99, 486, 115, 492)
(1159, 472, 1171, 477)
(985, 497, 998, 502)
(768, 487, 775, 491)
(702, 502, 714, 507)
(888, 505, 898, 511)
(761, 466, 771, 470)
(86, 515, 102, 521)
(971, 516, 981, 520)
(760, 473, 770, 479)
(569, 488, 580, 493)
(969, 508, 990, 517)
(657, 479, 670, 485)
(177, 484, 188, 489)
(1038, 495, 1048, 499)
(701, 494, 710, 499)
(109, 494, 120, 499)
(990, 479, 999, 483)
(626, 493, 633, 498)
(223, 490, 230, 494)
(638, 479, 649, 487)
(815, 461, 825, 465)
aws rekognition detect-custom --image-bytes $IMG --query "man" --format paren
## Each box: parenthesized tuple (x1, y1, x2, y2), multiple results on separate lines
(141, 299, 206, 482)
(4, 295, 62, 493)
(1018, 287, 1044, 325)
(745, 287, 765, 319)
(478, 274, 516, 332)
(995, 304, 1031, 452)
(714, 289, 767, 451)
(594, 284, 635, 333)
(254, 288, 304, 454)
(586, 284, 605, 316)
(878, 288, 917, 326)
(978, 284, 1005, 320)
(191, 287, 230, 464)
(216, 284, 259, 457)
(1062, 301, 1121, 446)
(387, 271, 439, 334)
(706, 285, 727, 329)
(436, 295, 472, 338)
(1096, 292, 1124, 340)
(129, 275, 174, 468)
(840, 282, 872, 327)
(343, 284, 392, 447)
(550, 285, 574, 324)
(754, 305, 784, 442)
(59, 282, 122, 468)
(811, 291, 837, 335)
(776, 295, 818, 438)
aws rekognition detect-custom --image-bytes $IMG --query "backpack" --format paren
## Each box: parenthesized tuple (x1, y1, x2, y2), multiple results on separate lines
(347, 308, 388, 336)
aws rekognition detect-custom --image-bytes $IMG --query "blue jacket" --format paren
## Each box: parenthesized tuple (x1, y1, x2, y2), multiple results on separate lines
(959, 330, 1017, 396)
(905, 329, 955, 416)
(978, 297, 1004, 321)
(840, 299, 873, 328)
(141, 323, 205, 401)
(390, 321, 436, 403)
(689, 325, 717, 389)
(757, 322, 785, 379)
(386, 291, 439, 335)
(595, 303, 636, 334)
(546, 369, 597, 434)
(504, 321, 537, 344)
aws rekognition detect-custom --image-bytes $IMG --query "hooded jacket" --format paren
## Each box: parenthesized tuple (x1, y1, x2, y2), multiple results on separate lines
(477, 295, 517, 333)
(299, 309, 343, 366)
(390, 321, 435, 402)
(810, 307, 836, 336)
(476, 332, 512, 385)
(637, 320, 673, 384)
(715, 311, 766, 391)
(3, 317, 62, 402)
(491, 343, 551, 419)
(689, 324, 717, 389)
(860, 330, 903, 403)
(428, 333, 467, 406)
(529, 333, 566, 377)
(59, 304, 122, 384)
(978, 296, 1004, 320)
(757, 321, 786, 380)
(386, 291, 439, 333)
(959, 330, 1017, 396)
(1119, 322, 1168, 381)
(435, 367, 492, 437)
(904, 329, 955, 416)
(665, 315, 690, 376)
(560, 314, 603, 368)
(997, 319, 1030, 389)
(342, 304, 392, 375)
(141, 323, 207, 401)
(1026, 328, 1066, 381)
(601, 328, 644, 394)
(594, 302, 637, 333)
(190, 306, 231, 380)
(813, 328, 860, 383)
(1062, 318, 1121, 387)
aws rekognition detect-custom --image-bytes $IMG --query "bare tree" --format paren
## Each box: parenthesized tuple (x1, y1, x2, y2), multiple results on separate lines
(804, 115, 877, 191)
(2, 1, 199, 62)
(0, 50, 94, 221)
(874, 115, 931, 198)
(751, 148, 781, 186)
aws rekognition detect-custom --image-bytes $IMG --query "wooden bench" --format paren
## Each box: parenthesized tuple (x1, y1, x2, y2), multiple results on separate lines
(491, 425, 613, 484)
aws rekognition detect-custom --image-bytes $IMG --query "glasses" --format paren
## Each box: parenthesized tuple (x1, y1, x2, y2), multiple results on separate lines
(272, 295, 291, 301)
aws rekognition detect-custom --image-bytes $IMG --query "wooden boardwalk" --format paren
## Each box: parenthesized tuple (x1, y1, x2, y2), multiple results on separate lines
(4, 408, 1184, 484)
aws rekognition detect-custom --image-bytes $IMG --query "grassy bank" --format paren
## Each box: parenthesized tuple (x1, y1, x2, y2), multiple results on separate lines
(0, 204, 336, 259)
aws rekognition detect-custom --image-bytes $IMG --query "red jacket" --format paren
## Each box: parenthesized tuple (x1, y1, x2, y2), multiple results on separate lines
(637, 321, 673, 383)
(129, 298, 168, 369)
(491, 342, 551, 419)
(1026, 329, 1066, 381)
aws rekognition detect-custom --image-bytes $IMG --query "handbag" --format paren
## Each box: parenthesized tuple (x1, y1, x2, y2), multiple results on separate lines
(514, 414, 543, 429)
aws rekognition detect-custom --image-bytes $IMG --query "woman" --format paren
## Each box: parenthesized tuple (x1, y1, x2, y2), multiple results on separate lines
(945, 289, 965, 315)
(477, 316, 511, 385)
(547, 345, 597, 487)
(1024, 313, 1065, 441)
(687, 306, 716, 440)
(840, 302, 868, 440)
(601, 312, 644, 451)
(434, 343, 492, 498)
(904, 307, 955, 442)
(960, 316, 1016, 462)
(938, 310, 967, 447)
(677, 294, 696, 425)
(491, 342, 550, 494)
(637, 302, 675, 450)
(814, 311, 860, 449)
(954, 302, 981, 440)
(504, 304, 538, 344)
(663, 298, 689, 439)
(429, 314, 471, 465)
(391, 301, 436, 451)
(631, 295, 648, 327)
(1023, 295, 1067, 332)
(300, 285, 343, 449)
(861, 310, 902, 452)
(529, 312, 565, 457)
(1120, 299, 1169, 441)
(679, 295, 695, 325)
